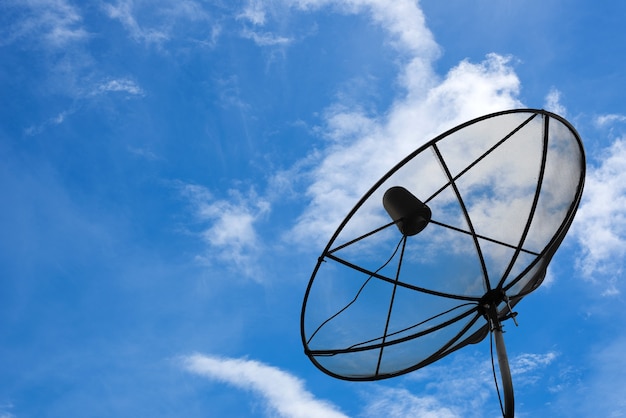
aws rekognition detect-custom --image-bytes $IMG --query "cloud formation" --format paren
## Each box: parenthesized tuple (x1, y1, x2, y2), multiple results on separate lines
(361, 387, 457, 418)
(572, 137, 626, 294)
(181, 184, 270, 279)
(544, 88, 566, 116)
(103, 0, 169, 45)
(182, 354, 348, 418)
(24, 108, 77, 136)
(407, 349, 561, 417)
(181, 349, 559, 418)
(1, 0, 88, 48)
(284, 0, 439, 56)
(242, 3, 519, 250)
(96, 78, 145, 96)
(595, 113, 626, 128)
(511, 352, 557, 375)
(241, 28, 292, 46)
(192, 0, 523, 274)
(290, 52, 521, 248)
(102, 0, 215, 47)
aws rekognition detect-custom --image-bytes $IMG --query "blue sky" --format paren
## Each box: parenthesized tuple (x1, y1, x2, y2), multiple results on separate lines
(1, 0, 626, 417)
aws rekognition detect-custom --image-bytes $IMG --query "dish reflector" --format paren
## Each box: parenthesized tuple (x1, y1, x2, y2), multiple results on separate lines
(301, 109, 585, 381)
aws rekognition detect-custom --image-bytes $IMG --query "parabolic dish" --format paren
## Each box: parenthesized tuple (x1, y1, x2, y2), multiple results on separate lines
(300, 109, 585, 381)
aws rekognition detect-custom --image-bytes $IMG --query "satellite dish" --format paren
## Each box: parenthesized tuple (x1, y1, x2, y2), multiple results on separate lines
(300, 109, 585, 417)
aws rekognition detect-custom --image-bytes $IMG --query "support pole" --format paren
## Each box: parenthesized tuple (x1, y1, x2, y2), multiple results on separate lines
(493, 317, 515, 418)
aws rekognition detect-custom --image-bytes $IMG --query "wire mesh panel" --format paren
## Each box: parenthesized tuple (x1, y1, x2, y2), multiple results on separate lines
(301, 109, 585, 381)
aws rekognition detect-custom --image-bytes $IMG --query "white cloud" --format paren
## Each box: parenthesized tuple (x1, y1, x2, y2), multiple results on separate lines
(182, 354, 348, 418)
(544, 87, 566, 116)
(103, 0, 169, 45)
(241, 28, 293, 46)
(572, 138, 626, 294)
(239, 0, 439, 55)
(1, 0, 88, 48)
(511, 351, 557, 376)
(290, 53, 522, 249)
(595, 113, 626, 128)
(284, 0, 439, 56)
(167, 0, 212, 22)
(182, 350, 559, 418)
(181, 184, 270, 279)
(361, 387, 458, 418)
(199, 24, 222, 49)
(510, 352, 558, 387)
(239, 0, 267, 25)
(103, 0, 215, 47)
(24, 76, 143, 135)
(231, 2, 524, 252)
(406, 348, 560, 417)
(23, 77, 143, 135)
(24, 107, 77, 136)
(96, 78, 145, 96)
(409, 354, 495, 417)
(237, 1, 294, 48)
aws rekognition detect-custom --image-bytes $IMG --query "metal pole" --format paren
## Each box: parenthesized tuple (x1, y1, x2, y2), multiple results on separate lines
(493, 321, 514, 418)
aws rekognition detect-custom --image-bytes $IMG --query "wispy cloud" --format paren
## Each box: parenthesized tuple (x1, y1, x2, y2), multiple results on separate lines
(1, 0, 88, 48)
(241, 28, 292, 46)
(544, 87, 566, 116)
(282, 0, 439, 57)
(510, 351, 559, 387)
(181, 349, 558, 418)
(24, 76, 144, 135)
(237, 1, 293, 48)
(409, 353, 495, 417)
(215, 75, 252, 112)
(360, 386, 458, 418)
(95, 78, 145, 96)
(181, 184, 270, 279)
(102, 0, 217, 48)
(191, 24, 222, 49)
(595, 113, 626, 128)
(511, 351, 557, 375)
(182, 354, 348, 418)
(555, 337, 626, 417)
(572, 137, 626, 295)
(407, 348, 561, 417)
(103, 0, 169, 45)
(238, 0, 439, 57)
(127, 146, 160, 161)
(24, 107, 77, 136)
(238, 0, 267, 25)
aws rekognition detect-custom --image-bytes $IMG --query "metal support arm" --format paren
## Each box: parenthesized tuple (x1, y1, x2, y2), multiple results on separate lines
(493, 323, 514, 418)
